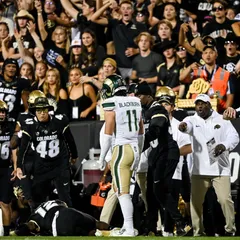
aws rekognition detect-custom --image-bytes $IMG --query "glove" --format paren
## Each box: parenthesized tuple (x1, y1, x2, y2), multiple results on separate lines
(97, 158, 106, 171)
(214, 144, 226, 157)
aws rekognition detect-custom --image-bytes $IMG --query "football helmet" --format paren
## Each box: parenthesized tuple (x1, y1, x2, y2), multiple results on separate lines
(33, 97, 54, 111)
(155, 86, 175, 98)
(0, 100, 8, 122)
(101, 74, 127, 99)
(28, 90, 46, 108)
(155, 86, 175, 105)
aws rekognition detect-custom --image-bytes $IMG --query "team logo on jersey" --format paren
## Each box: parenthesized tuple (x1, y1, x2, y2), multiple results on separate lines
(214, 124, 221, 129)
(25, 118, 34, 124)
(36, 132, 39, 136)
(44, 130, 48, 134)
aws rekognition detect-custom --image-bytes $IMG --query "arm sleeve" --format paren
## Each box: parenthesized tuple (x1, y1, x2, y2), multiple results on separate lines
(138, 134, 145, 153)
(99, 134, 112, 162)
(63, 126, 78, 159)
(17, 131, 31, 168)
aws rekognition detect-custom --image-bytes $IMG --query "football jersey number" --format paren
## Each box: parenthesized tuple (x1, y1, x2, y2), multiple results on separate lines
(0, 94, 16, 112)
(35, 200, 59, 218)
(126, 110, 138, 132)
(0, 141, 10, 160)
(36, 139, 60, 158)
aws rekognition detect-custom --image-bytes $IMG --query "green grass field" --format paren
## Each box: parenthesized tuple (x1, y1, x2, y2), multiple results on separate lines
(0, 237, 237, 240)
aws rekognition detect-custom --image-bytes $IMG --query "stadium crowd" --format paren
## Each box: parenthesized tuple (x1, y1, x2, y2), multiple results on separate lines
(0, 0, 240, 237)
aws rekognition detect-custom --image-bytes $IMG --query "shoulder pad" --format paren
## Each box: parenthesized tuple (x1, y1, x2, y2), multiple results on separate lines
(146, 101, 168, 120)
(102, 98, 115, 111)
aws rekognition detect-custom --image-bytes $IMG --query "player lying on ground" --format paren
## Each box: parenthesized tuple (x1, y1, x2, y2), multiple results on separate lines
(11, 199, 110, 236)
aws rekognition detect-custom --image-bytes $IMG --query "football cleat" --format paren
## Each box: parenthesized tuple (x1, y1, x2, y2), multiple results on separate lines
(110, 227, 138, 237)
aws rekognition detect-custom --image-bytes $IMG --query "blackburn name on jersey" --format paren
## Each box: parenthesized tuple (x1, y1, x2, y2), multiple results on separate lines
(102, 96, 142, 146)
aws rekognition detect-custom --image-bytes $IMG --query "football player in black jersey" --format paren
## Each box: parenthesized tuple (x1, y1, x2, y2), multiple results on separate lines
(16, 97, 78, 208)
(0, 58, 30, 120)
(0, 100, 16, 235)
(11, 90, 46, 210)
(11, 199, 109, 236)
(135, 82, 189, 236)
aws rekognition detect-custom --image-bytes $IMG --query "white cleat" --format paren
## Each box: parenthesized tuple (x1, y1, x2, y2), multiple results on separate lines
(110, 227, 138, 237)
(162, 231, 174, 237)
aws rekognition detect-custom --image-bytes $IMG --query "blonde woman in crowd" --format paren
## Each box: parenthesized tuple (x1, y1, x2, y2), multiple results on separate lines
(80, 57, 117, 90)
(43, 68, 69, 115)
(31, 61, 48, 91)
(68, 67, 97, 121)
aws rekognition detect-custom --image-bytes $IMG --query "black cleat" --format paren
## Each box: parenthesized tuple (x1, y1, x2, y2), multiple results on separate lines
(176, 222, 192, 236)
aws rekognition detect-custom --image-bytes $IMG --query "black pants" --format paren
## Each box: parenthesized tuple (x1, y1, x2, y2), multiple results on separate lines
(146, 159, 183, 232)
(0, 168, 12, 204)
(180, 158, 191, 203)
(21, 159, 34, 201)
(32, 168, 72, 208)
(164, 179, 182, 233)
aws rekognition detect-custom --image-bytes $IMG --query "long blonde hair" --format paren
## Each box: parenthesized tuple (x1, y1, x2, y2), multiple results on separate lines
(43, 68, 61, 102)
(52, 25, 70, 54)
(35, 61, 48, 82)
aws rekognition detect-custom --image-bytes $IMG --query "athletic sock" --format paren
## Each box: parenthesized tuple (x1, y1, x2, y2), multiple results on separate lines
(3, 226, 10, 236)
(118, 194, 134, 233)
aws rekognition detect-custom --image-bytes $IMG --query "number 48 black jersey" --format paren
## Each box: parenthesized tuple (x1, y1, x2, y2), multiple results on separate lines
(17, 114, 78, 176)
